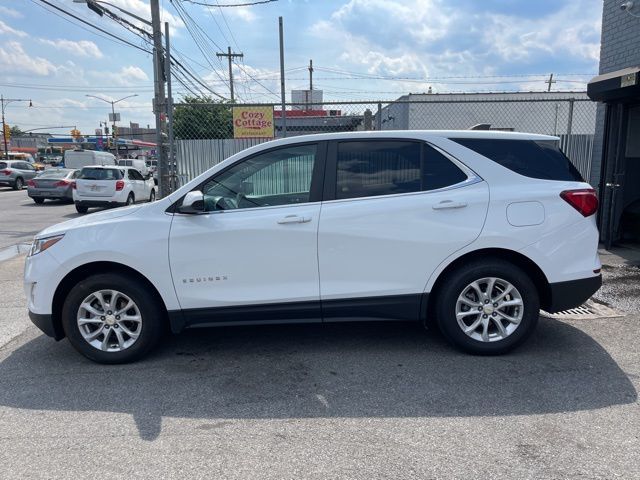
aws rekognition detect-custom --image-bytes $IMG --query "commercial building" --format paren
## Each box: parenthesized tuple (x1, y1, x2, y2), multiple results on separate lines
(588, 0, 640, 246)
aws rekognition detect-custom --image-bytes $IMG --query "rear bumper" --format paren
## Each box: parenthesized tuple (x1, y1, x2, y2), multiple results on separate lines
(0, 179, 15, 186)
(29, 310, 64, 340)
(75, 200, 126, 208)
(28, 190, 72, 199)
(546, 275, 602, 313)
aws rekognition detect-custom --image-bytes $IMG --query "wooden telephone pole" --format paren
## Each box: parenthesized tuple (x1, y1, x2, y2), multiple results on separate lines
(217, 47, 244, 102)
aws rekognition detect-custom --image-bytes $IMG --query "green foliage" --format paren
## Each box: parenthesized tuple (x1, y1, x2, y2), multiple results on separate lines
(9, 125, 22, 136)
(173, 96, 233, 139)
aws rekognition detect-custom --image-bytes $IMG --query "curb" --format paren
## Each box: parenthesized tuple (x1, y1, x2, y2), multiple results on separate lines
(0, 243, 31, 263)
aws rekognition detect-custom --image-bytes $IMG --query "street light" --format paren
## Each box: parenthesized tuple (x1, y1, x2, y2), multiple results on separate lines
(85, 94, 138, 158)
(1, 95, 32, 159)
(72, 0, 152, 26)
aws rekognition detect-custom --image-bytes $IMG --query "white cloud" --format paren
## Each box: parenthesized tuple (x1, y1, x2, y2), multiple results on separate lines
(39, 39, 104, 59)
(0, 6, 23, 19)
(0, 20, 27, 38)
(0, 41, 56, 76)
(91, 0, 185, 31)
(217, 5, 256, 22)
(88, 65, 150, 86)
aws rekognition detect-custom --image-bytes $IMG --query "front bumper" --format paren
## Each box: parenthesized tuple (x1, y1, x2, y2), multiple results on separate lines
(29, 310, 64, 340)
(546, 274, 602, 313)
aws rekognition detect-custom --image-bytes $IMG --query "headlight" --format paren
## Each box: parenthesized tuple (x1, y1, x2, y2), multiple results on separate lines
(30, 235, 64, 256)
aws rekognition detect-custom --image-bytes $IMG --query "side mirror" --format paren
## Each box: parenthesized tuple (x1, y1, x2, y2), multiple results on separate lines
(178, 190, 205, 214)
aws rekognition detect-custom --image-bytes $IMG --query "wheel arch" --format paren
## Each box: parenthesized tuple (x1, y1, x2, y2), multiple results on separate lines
(425, 248, 552, 323)
(51, 261, 169, 340)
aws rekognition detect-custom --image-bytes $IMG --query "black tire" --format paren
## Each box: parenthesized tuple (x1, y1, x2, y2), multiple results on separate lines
(13, 177, 23, 190)
(149, 190, 156, 202)
(75, 205, 89, 214)
(126, 193, 135, 205)
(61, 273, 164, 364)
(33, 198, 45, 204)
(435, 259, 539, 355)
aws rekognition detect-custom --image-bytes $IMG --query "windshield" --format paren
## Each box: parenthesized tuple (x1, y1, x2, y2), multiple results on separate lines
(37, 169, 72, 179)
(79, 168, 123, 180)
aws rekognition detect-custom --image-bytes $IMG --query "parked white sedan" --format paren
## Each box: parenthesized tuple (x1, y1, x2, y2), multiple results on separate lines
(72, 165, 156, 214)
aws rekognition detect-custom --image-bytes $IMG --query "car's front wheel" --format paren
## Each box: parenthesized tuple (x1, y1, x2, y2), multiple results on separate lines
(149, 189, 156, 202)
(61, 273, 164, 363)
(436, 259, 539, 355)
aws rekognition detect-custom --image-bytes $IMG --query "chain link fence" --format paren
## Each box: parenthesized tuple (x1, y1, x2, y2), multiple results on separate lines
(170, 96, 597, 186)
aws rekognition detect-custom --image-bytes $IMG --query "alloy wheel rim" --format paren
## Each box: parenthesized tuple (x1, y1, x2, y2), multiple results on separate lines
(455, 277, 524, 342)
(77, 290, 142, 352)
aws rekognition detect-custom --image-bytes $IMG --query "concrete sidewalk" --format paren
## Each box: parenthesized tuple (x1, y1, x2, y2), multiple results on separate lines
(0, 255, 30, 349)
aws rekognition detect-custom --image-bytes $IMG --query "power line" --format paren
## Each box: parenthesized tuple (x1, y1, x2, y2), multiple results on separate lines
(180, 0, 278, 6)
(34, 0, 152, 54)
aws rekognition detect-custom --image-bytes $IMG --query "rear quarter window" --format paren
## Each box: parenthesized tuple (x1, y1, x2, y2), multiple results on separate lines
(452, 138, 584, 182)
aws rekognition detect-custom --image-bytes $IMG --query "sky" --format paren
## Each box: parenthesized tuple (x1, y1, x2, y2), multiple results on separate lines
(0, 0, 603, 135)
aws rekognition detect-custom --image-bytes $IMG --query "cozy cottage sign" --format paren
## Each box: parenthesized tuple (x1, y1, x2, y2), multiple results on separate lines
(232, 106, 275, 138)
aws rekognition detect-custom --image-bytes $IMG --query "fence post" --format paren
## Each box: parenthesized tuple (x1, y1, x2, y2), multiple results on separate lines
(566, 99, 575, 136)
(376, 102, 382, 130)
(364, 109, 373, 130)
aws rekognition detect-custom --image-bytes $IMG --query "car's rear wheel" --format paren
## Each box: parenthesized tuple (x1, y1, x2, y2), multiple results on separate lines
(436, 259, 539, 355)
(61, 273, 164, 364)
(126, 193, 135, 206)
(75, 205, 88, 214)
(33, 198, 45, 204)
(13, 177, 23, 190)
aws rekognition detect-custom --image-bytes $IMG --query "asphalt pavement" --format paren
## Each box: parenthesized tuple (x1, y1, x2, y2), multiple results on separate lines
(0, 187, 639, 479)
(0, 186, 79, 250)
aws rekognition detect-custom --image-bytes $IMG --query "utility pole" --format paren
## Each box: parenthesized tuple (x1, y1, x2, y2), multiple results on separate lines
(164, 21, 176, 192)
(308, 59, 313, 91)
(278, 17, 287, 137)
(217, 47, 243, 102)
(1, 95, 32, 159)
(150, 0, 169, 197)
(546, 73, 556, 92)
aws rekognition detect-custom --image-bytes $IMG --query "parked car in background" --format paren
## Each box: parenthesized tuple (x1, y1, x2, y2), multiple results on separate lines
(72, 165, 156, 214)
(64, 150, 116, 170)
(24, 131, 602, 364)
(5, 152, 44, 171)
(0, 160, 38, 189)
(117, 159, 149, 177)
(27, 168, 79, 204)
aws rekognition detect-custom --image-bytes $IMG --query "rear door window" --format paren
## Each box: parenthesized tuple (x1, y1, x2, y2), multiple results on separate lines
(452, 138, 584, 181)
(334, 141, 468, 200)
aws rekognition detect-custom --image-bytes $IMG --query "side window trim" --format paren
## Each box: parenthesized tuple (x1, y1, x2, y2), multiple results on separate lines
(323, 138, 479, 202)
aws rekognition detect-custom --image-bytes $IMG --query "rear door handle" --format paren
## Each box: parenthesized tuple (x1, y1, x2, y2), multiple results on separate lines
(432, 200, 468, 210)
(277, 215, 311, 224)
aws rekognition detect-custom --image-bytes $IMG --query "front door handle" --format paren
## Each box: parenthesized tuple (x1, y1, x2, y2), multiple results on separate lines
(277, 215, 311, 224)
(432, 200, 468, 210)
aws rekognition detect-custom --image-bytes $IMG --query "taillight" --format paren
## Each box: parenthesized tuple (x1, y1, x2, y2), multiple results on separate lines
(115, 180, 125, 191)
(0, 170, 10, 175)
(560, 189, 598, 217)
(27, 179, 36, 187)
(54, 180, 70, 187)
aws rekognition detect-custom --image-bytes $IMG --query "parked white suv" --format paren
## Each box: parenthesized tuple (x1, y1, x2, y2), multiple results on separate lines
(25, 131, 601, 363)
(72, 165, 156, 214)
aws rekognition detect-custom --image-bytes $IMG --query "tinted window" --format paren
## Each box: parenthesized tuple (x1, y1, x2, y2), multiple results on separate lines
(129, 169, 144, 181)
(423, 145, 468, 190)
(37, 169, 71, 179)
(335, 141, 467, 200)
(201, 144, 317, 211)
(336, 141, 421, 199)
(0, 162, 6, 169)
(79, 168, 122, 180)
(452, 138, 584, 182)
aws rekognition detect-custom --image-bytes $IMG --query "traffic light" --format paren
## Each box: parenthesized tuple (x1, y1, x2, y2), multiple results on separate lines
(3, 124, 10, 140)
(71, 128, 81, 139)
(112, 126, 118, 138)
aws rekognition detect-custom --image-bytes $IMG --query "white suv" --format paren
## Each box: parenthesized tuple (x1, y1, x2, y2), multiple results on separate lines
(73, 165, 156, 214)
(25, 131, 601, 363)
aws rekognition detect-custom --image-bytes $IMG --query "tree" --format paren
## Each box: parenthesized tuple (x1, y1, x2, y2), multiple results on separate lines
(173, 96, 233, 140)
(9, 125, 22, 137)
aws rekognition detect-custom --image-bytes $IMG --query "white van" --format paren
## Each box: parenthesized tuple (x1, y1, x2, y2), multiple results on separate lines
(63, 150, 116, 170)
(117, 159, 149, 177)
